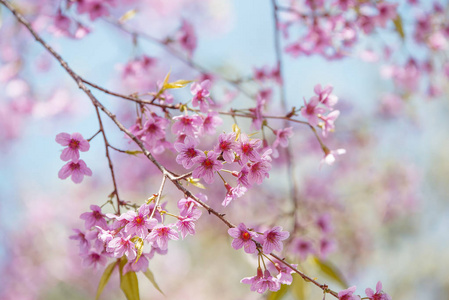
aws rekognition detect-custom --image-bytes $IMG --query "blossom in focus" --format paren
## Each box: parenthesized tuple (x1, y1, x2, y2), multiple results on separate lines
(261, 226, 290, 254)
(228, 223, 257, 254)
(55, 132, 90, 162)
(58, 159, 92, 183)
(191, 80, 212, 113)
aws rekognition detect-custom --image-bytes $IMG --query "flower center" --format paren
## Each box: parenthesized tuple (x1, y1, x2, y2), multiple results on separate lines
(69, 139, 80, 149)
(135, 216, 143, 225)
(241, 231, 251, 241)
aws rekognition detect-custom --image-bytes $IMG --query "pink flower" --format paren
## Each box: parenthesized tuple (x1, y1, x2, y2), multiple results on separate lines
(248, 149, 272, 185)
(174, 136, 201, 169)
(322, 148, 346, 165)
(338, 286, 360, 300)
(76, 0, 110, 21)
(234, 166, 251, 188)
(238, 134, 262, 164)
(58, 159, 92, 183)
(319, 110, 340, 137)
(191, 80, 212, 113)
(192, 151, 222, 184)
(177, 20, 197, 57)
(55, 132, 90, 162)
(137, 114, 168, 147)
(273, 127, 293, 149)
(107, 236, 137, 260)
(176, 217, 196, 239)
(172, 115, 202, 137)
(123, 253, 150, 274)
(177, 196, 202, 217)
(214, 132, 238, 163)
(375, 3, 398, 27)
(301, 96, 326, 126)
(261, 226, 290, 254)
(241, 267, 264, 292)
(222, 183, 247, 207)
(228, 223, 257, 254)
(316, 213, 333, 234)
(80, 205, 108, 230)
(319, 237, 336, 259)
(146, 224, 179, 250)
(292, 238, 314, 261)
(255, 270, 281, 293)
(314, 84, 338, 109)
(82, 250, 108, 269)
(201, 112, 222, 135)
(365, 281, 391, 300)
(69, 229, 90, 254)
(274, 263, 297, 285)
(123, 204, 158, 238)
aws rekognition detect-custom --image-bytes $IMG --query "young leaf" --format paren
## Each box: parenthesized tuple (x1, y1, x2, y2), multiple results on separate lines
(312, 257, 348, 288)
(163, 79, 192, 90)
(393, 15, 405, 40)
(186, 177, 206, 189)
(119, 258, 140, 300)
(143, 268, 165, 295)
(125, 150, 143, 156)
(95, 261, 117, 300)
(119, 9, 138, 24)
(267, 282, 290, 300)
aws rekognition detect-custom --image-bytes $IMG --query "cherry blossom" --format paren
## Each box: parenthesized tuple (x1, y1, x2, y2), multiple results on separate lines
(58, 160, 92, 183)
(55, 132, 90, 162)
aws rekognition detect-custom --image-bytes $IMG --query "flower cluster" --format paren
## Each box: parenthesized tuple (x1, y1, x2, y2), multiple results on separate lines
(56, 132, 92, 183)
(71, 194, 206, 273)
(338, 282, 391, 300)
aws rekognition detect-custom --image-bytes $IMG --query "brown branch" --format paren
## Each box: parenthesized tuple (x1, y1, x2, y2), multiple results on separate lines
(93, 106, 122, 214)
(271, 0, 301, 233)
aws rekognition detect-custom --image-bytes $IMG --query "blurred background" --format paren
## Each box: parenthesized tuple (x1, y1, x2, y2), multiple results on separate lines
(1, 0, 449, 299)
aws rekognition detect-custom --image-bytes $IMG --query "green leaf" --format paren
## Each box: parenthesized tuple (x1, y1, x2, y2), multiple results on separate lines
(267, 282, 290, 300)
(312, 257, 348, 288)
(125, 150, 143, 156)
(143, 268, 165, 295)
(393, 15, 405, 40)
(186, 177, 206, 189)
(163, 79, 192, 90)
(119, 258, 140, 300)
(95, 261, 117, 300)
(291, 274, 308, 300)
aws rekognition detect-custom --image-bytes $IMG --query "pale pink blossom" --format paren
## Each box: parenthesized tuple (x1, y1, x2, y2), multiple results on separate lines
(146, 224, 179, 250)
(192, 151, 222, 184)
(172, 115, 202, 137)
(222, 183, 247, 207)
(238, 134, 262, 164)
(107, 236, 137, 260)
(174, 136, 201, 169)
(228, 223, 257, 254)
(123, 254, 150, 274)
(261, 226, 290, 254)
(214, 132, 238, 163)
(177, 20, 197, 57)
(322, 148, 346, 166)
(82, 250, 108, 269)
(365, 281, 391, 300)
(176, 217, 196, 239)
(69, 229, 90, 254)
(292, 238, 314, 261)
(191, 80, 212, 113)
(55, 132, 90, 162)
(123, 204, 158, 238)
(241, 267, 264, 292)
(201, 112, 222, 135)
(248, 149, 272, 185)
(58, 159, 92, 183)
(319, 110, 340, 137)
(339, 286, 360, 300)
(255, 270, 281, 293)
(301, 97, 326, 126)
(80, 205, 108, 230)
